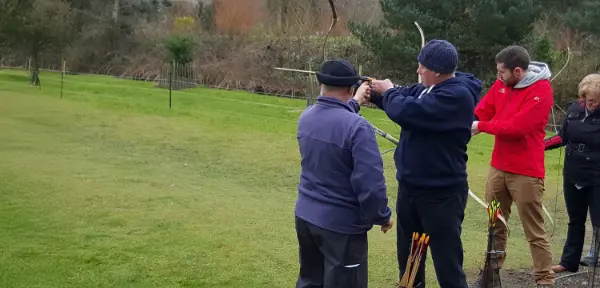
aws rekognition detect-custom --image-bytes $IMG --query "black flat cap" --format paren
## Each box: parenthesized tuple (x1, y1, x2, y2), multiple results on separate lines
(316, 59, 361, 87)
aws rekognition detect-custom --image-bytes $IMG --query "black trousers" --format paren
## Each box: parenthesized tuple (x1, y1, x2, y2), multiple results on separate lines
(396, 181, 468, 288)
(295, 217, 369, 288)
(559, 182, 600, 271)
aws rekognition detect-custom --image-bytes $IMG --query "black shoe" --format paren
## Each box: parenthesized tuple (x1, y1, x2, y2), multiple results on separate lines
(580, 255, 599, 267)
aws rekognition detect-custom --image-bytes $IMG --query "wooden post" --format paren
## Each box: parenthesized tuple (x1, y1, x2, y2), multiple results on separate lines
(169, 61, 174, 109)
(306, 63, 311, 107)
(60, 61, 66, 99)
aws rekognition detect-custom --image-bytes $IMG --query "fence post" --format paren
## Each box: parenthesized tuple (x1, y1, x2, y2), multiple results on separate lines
(169, 61, 174, 109)
(60, 60, 66, 99)
(307, 63, 312, 107)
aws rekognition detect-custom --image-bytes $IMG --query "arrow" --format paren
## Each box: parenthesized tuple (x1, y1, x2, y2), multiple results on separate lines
(469, 189, 508, 227)
(274, 67, 316, 74)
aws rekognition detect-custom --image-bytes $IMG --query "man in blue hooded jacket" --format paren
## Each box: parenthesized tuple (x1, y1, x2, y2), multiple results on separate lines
(361, 39, 483, 287)
(294, 59, 394, 288)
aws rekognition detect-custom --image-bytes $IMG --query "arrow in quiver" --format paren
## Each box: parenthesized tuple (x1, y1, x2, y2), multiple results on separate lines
(398, 232, 430, 288)
(474, 200, 503, 288)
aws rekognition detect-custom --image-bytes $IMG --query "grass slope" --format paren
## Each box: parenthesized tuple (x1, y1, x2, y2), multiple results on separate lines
(0, 69, 568, 287)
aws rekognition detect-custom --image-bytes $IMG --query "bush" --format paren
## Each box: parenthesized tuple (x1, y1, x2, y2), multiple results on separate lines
(164, 34, 196, 65)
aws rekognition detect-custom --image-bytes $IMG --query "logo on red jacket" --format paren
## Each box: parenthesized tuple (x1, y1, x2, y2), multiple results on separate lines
(499, 88, 505, 94)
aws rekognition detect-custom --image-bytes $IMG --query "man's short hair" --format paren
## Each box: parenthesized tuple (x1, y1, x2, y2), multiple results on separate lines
(495, 45, 531, 71)
(322, 84, 352, 91)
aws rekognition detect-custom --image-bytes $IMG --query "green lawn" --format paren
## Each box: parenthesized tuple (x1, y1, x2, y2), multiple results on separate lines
(0, 69, 569, 287)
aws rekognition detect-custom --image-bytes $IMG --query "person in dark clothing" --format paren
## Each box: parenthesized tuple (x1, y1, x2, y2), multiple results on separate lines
(359, 39, 483, 288)
(544, 73, 600, 273)
(294, 59, 394, 288)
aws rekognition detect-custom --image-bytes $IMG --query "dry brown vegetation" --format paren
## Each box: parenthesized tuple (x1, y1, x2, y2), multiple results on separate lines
(0, 0, 597, 108)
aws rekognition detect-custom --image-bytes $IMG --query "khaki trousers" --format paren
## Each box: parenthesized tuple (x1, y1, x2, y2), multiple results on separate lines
(485, 166, 555, 285)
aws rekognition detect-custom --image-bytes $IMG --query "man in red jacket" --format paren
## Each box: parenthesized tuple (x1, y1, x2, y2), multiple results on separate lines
(472, 45, 555, 286)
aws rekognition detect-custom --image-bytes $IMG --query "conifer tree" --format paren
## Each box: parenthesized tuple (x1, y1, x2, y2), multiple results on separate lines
(349, 0, 544, 82)
(565, 0, 600, 37)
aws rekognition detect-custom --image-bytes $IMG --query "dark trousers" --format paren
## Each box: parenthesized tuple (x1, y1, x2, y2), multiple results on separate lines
(559, 182, 600, 271)
(396, 182, 468, 288)
(295, 216, 368, 288)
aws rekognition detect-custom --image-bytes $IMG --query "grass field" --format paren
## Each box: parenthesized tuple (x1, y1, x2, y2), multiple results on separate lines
(0, 69, 570, 287)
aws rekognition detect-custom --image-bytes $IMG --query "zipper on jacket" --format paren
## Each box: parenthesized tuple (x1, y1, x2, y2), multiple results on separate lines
(581, 109, 589, 123)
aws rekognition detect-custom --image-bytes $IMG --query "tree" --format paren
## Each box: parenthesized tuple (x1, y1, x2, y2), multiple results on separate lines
(0, 0, 74, 85)
(564, 0, 600, 38)
(164, 16, 197, 65)
(349, 0, 544, 82)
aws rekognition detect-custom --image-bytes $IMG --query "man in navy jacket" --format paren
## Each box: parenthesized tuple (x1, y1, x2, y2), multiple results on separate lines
(295, 59, 393, 288)
(362, 40, 483, 288)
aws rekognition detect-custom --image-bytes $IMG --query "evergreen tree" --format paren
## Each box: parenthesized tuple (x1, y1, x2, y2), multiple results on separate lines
(349, 0, 544, 82)
(565, 0, 600, 37)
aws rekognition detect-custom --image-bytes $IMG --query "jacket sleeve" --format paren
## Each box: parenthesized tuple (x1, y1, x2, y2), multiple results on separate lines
(478, 83, 553, 136)
(378, 85, 474, 132)
(545, 100, 582, 150)
(350, 120, 392, 226)
(544, 135, 563, 150)
(348, 98, 361, 113)
(370, 84, 420, 110)
(474, 81, 498, 121)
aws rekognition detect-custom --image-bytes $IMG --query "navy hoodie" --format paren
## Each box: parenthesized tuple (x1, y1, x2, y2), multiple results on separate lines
(371, 72, 482, 190)
(295, 96, 392, 234)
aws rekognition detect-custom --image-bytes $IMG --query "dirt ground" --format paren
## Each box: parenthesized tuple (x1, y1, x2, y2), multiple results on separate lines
(469, 268, 600, 287)
(475, 214, 599, 287)
(498, 269, 538, 288)
(468, 269, 539, 288)
(555, 269, 600, 287)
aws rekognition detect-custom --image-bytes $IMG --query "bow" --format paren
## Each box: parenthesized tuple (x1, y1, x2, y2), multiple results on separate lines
(319, 1, 424, 144)
(546, 46, 572, 236)
(275, 0, 404, 147)
(321, 0, 338, 64)
(415, 21, 425, 83)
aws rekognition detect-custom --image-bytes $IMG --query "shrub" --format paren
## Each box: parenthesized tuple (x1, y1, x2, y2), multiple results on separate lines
(164, 34, 196, 65)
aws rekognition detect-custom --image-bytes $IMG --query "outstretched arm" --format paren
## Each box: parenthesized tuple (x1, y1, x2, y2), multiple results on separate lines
(350, 121, 392, 226)
(370, 83, 421, 110)
(377, 85, 475, 132)
(474, 81, 498, 121)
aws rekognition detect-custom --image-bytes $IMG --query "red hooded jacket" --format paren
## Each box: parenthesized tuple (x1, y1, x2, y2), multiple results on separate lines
(474, 62, 554, 179)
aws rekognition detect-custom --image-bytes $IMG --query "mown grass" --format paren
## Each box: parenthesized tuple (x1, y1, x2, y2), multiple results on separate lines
(0, 69, 569, 287)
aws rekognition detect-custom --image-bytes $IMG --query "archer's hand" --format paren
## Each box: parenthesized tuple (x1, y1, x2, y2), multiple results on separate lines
(471, 121, 480, 136)
(353, 82, 371, 105)
(372, 79, 394, 95)
(380, 218, 393, 233)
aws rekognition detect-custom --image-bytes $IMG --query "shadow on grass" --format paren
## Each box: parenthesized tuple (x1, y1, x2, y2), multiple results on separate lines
(3, 73, 31, 83)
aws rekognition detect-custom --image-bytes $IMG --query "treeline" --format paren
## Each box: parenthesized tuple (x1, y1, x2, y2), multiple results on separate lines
(0, 0, 599, 109)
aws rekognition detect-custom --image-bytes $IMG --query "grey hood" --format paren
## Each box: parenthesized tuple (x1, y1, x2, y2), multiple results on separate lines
(514, 61, 552, 88)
